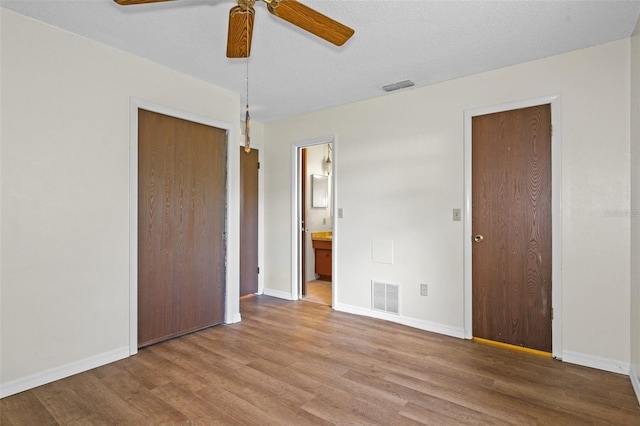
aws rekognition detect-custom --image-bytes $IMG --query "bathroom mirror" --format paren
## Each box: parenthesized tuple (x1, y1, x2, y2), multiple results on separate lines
(311, 174, 329, 208)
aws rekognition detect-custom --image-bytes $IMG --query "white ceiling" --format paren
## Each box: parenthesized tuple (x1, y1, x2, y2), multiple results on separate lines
(3, 0, 640, 122)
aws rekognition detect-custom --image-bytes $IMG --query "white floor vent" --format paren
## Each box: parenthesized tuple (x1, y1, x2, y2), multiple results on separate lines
(372, 281, 399, 315)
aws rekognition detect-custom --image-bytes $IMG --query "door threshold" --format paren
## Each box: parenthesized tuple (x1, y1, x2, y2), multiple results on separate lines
(473, 337, 552, 357)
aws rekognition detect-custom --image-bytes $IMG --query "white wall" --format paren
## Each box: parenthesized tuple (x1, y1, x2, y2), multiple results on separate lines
(630, 17, 640, 400)
(0, 10, 241, 396)
(264, 39, 632, 371)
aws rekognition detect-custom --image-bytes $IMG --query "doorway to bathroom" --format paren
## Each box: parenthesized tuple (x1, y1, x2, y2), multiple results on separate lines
(293, 137, 336, 307)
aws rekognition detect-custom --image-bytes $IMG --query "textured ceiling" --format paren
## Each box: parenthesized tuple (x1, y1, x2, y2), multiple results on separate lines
(2, 0, 640, 122)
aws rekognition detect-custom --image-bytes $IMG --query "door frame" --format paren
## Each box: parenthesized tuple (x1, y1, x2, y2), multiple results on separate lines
(239, 140, 265, 296)
(128, 98, 241, 355)
(290, 135, 337, 306)
(463, 95, 563, 359)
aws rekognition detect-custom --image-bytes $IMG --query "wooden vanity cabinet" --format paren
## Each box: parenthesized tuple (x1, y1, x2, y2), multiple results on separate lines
(312, 239, 332, 281)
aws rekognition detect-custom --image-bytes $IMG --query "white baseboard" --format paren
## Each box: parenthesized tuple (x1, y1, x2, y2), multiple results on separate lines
(231, 313, 242, 323)
(263, 288, 295, 301)
(562, 350, 630, 375)
(630, 365, 640, 405)
(333, 302, 465, 339)
(0, 346, 130, 398)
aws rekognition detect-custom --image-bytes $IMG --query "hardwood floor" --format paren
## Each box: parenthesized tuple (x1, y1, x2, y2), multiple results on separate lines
(2, 295, 639, 425)
(303, 279, 331, 306)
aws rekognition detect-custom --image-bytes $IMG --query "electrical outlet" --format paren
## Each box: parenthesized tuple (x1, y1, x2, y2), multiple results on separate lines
(420, 284, 428, 296)
(453, 208, 462, 221)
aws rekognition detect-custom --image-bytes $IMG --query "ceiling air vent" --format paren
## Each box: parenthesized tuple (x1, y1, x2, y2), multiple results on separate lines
(382, 80, 415, 92)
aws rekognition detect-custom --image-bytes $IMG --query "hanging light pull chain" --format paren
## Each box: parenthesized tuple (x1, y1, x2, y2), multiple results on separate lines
(244, 6, 251, 153)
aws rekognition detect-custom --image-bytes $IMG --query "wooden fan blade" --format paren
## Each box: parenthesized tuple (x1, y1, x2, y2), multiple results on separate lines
(266, 0, 354, 46)
(227, 5, 255, 58)
(114, 0, 174, 5)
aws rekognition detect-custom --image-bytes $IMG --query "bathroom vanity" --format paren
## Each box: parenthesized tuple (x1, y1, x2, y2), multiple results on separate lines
(311, 232, 332, 281)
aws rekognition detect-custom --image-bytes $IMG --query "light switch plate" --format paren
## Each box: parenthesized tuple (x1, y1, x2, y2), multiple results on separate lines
(453, 208, 462, 221)
(420, 284, 428, 296)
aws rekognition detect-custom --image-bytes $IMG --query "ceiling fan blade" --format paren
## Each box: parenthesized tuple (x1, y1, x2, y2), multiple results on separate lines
(227, 5, 255, 58)
(266, 0, 354, 46)
(114, 0, 174, 5)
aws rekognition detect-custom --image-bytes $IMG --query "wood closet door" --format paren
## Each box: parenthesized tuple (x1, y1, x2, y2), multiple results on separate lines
(239, 147, 259, 297)
(472, 104, 552, 352)
(138, 109, 227, 348)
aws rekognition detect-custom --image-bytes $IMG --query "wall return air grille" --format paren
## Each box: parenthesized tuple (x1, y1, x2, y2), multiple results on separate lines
(372, 280, 399, 315)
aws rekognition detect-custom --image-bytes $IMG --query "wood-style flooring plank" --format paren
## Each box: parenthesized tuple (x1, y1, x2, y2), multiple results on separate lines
(0, 389, 58, 426)
(303, 280, 332, 306)
(2, 294, 639, 425)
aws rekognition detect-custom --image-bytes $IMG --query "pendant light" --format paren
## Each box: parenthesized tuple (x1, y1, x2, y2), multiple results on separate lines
(323, 144, 332, 175)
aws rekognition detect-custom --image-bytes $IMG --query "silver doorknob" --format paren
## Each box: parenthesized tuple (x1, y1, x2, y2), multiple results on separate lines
(474, 235, 484, 243)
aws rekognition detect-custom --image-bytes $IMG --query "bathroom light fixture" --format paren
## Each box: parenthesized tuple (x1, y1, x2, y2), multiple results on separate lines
(323, 144, 332, 175)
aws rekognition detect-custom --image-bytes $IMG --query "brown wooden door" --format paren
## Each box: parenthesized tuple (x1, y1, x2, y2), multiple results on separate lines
(240, 147, 259, 297)
(138, 109, 227, 348)
(472, 104, 552, 352)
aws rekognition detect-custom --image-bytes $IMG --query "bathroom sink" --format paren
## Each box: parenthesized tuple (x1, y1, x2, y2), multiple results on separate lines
(311, 231, 332, 241)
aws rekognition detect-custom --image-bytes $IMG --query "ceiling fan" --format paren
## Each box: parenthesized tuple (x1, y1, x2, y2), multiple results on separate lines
(113, 0, 355, 58)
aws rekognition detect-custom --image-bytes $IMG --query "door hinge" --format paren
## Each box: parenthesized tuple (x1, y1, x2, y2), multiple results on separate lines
(550, 124, 553, 137)
(257, 162, 260, 170)
(257, 266, 260, 274)
(551, 307, 554, 320)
